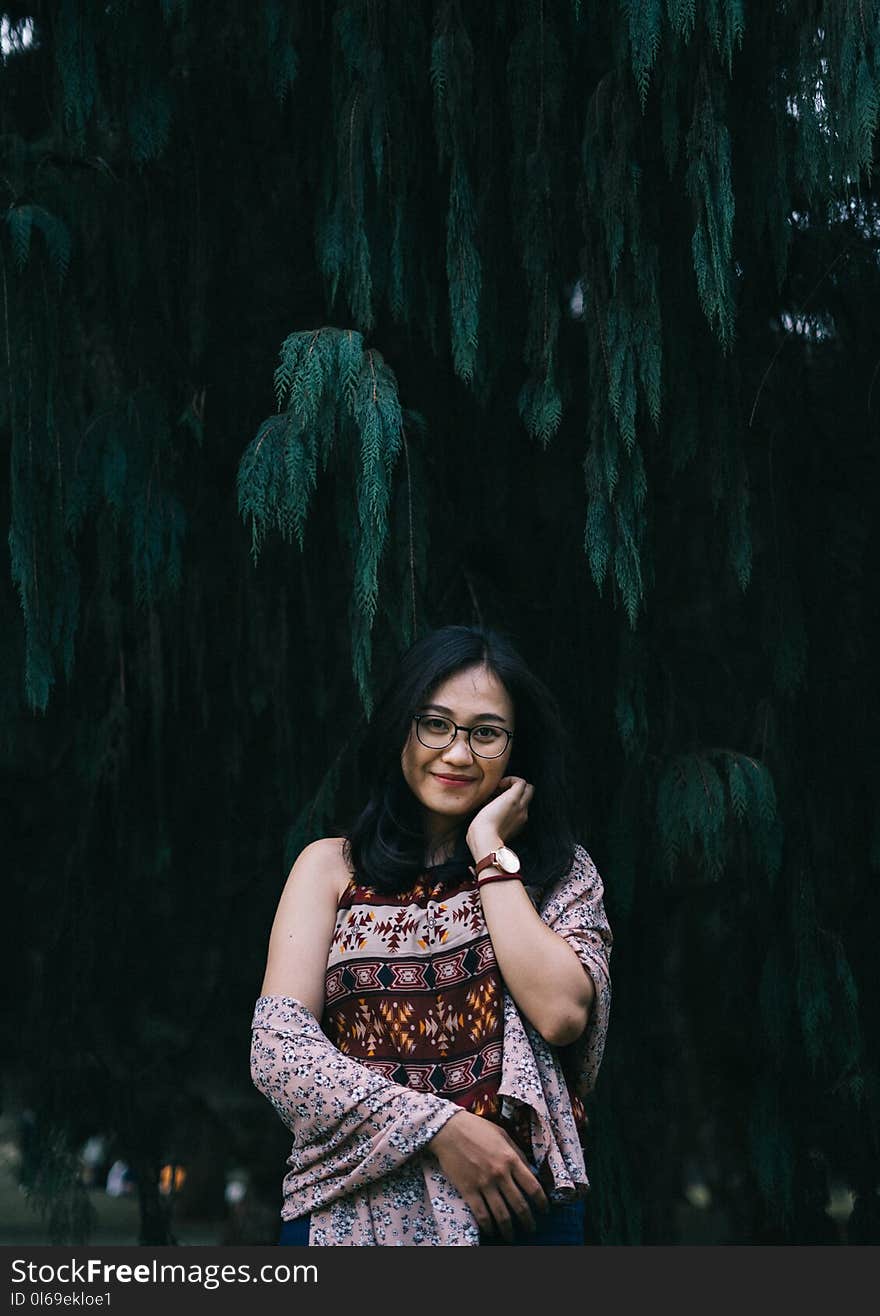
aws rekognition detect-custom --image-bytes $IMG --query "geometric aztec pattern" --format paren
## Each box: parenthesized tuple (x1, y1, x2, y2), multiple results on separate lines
(322, 870, 511, 1128)
(321, 868, 586, 1149)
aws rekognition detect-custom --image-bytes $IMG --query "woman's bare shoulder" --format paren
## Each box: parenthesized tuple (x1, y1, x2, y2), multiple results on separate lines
(260, 838, 354, 1006)
(293, 836, 354, 901)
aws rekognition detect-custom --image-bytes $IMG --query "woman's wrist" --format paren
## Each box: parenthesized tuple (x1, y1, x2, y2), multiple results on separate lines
(466, 830, 504, 864)
(427, 1108, 470, 1151)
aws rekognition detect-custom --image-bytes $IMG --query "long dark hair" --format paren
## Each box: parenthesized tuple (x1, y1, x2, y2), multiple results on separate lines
(345, 625, 577, 894)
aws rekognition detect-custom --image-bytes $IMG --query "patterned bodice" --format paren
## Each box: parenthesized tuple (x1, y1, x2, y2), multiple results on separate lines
(320, 865, 588, 1156)
(320, 865, 534, 1145)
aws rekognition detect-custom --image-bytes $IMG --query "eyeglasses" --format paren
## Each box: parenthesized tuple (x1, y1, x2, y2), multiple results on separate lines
(412, 714, 514, 760)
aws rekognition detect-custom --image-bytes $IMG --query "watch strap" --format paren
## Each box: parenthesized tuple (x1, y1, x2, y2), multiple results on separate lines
(476, 870, 523, 889)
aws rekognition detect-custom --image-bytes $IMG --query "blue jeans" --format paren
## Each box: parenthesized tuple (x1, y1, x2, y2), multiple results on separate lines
(279, 1214, 311, 1246)
(479, 1198, 585, 1246)
(278, 1198, 584, 1247)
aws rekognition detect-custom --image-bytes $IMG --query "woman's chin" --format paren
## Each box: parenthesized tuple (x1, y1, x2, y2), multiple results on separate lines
(430, 801, 471, 819)
(422, 792, 478, 819)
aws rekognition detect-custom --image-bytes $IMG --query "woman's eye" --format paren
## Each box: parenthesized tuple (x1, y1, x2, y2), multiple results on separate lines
(425, 718, 450, 731)
(474, 726, 502, 741)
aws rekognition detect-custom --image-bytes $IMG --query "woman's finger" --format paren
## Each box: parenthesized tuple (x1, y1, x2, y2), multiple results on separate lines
(498, 1176, 537, 1234)
(468, 1191, 494, 1236)
(482, 1186, 515, 1242)
(511, 1159, 550, 1214)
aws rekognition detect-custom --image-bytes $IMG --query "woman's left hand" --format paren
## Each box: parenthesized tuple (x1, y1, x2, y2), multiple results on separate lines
(466, 776, 534, 853)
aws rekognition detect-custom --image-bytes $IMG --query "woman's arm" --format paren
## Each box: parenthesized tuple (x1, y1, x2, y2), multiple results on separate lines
(258, 836, 351, 1017)
(466, 784, 610, 1048)
(474, 865, 593, 1046)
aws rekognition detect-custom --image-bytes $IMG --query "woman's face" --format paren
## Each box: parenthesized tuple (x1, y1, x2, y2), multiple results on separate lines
(400, 663, 515, 848)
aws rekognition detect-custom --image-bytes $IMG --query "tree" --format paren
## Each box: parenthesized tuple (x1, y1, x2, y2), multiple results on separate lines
(2, 0, 877, 1244)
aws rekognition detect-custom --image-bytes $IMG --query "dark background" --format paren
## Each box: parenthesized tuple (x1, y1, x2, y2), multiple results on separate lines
(1, 0, 877, 1244)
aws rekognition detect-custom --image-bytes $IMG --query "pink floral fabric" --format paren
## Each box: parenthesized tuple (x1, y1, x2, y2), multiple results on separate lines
(250, 844, 612, 1246)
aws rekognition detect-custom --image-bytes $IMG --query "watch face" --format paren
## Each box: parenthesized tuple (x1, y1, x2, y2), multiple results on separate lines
(496, 846, 520, 873)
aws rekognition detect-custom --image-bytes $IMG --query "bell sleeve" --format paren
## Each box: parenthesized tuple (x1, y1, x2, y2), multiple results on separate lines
(538, 844, 613, 1099)
(250, 994, 463, 1215)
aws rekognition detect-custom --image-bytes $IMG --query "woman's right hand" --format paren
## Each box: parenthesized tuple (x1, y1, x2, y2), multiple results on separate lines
(427, 1110, 549, 1241)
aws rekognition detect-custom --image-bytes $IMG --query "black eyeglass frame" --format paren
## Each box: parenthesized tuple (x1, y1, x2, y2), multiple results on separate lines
(411, 713, 514, 760)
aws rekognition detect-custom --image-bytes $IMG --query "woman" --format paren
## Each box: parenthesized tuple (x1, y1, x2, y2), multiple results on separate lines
(250, 625, 613, 1246)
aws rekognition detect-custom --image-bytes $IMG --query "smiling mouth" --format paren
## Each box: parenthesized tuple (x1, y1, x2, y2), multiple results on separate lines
(432, 774, 476, 784)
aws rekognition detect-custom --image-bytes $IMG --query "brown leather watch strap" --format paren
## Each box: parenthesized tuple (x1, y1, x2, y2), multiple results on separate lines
(476, 870, 523, 889)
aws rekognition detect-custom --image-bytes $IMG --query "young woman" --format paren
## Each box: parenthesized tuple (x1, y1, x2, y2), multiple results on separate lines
(251, 625, 613, 1246)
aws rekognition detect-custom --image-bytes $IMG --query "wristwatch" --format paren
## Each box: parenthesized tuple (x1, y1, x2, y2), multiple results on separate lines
(474, 846, 521, 879)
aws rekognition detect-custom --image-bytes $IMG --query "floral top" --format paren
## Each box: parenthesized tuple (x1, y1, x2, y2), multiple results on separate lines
(250, 844, 612, 1246)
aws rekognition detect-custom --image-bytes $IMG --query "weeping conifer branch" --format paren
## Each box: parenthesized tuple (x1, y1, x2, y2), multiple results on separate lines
(432, 1, 482, 383)
(686, 64, 736, 346)
(262, 0, 299, 105)
(238, 326, 405, 712)
(580, 67, 661, 627)
(510, 0, 565, 443)
(655, 748, 781, 883)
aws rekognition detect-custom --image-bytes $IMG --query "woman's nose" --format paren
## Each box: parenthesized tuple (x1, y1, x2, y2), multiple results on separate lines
(441, 729, 474, 763)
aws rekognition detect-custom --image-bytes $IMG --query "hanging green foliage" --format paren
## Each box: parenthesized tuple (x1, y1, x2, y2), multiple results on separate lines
(238, 327, 404, 711)
(432, 1, 482, 383)
(656, 749, 780, 882)
(2, 0, 879, 1247)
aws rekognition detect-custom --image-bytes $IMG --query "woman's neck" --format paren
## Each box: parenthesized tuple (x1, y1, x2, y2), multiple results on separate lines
(424, 819, 462, 867)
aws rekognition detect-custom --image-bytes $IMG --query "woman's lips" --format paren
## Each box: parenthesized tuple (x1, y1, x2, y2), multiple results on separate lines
(432, 774, 476, 788)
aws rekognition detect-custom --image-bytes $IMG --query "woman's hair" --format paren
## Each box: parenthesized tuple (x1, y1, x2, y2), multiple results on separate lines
(345, 624, 577, 894)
